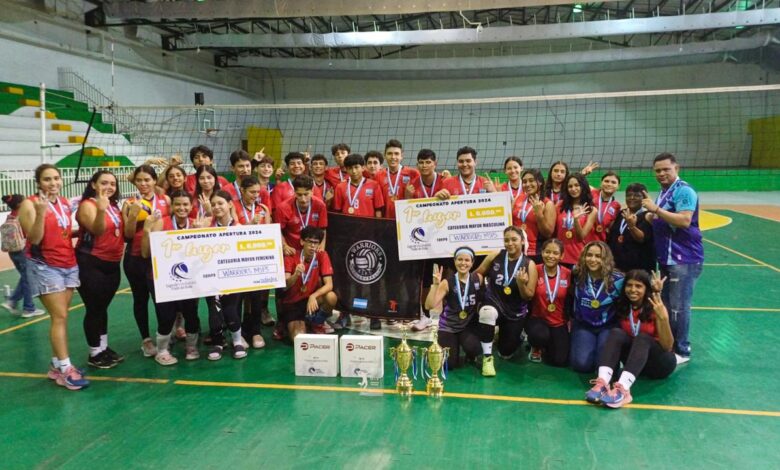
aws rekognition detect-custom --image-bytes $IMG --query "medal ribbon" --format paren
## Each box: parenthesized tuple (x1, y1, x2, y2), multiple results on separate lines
(629, 307, 641, 337)
(387, 166, 402, 197)
(48, 198, 69, 229)
(544, 266, 561, 304)
(503, 253, 523, 287)
(241, 201, 256, 224)
(518, 197, 532, 223)
(597, 194, 613, 225)
(105, 203, 121, 230)
(346, 177, 365, 210)
(420, 173, 438, 198)
(458, 175, 475, 195)
(299, 251, 317, 287)
(296, 202, 312, 230)
(454, 273, 471, 313)
(564, 210, 574, 230)
(654, 178, 681, 209)
(172, 216, 190, 230)
(587, 274, 605, 302)
(509, 183, 522, 201)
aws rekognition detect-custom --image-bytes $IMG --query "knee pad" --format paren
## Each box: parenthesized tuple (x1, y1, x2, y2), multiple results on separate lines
(478, 305, 498, 326)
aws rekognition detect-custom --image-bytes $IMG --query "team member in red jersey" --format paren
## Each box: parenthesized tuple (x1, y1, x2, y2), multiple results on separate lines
(252, 154, 276, 195)
(589, 171, 622, 242)
(500, 156, 524, 203)
(271, 152, 307, 211)
(233, 176, 271, 226)
(184, 145, 230, 194)
(375, 139, 420, 219)
(162, 165, 187, 196)
(280, 226, 338, 339)
(276, 175, 328, 255)
(586, 269, 675, 408)
(76, 170, 125, 369)
(324, 143, 350, 188)
(407, 148, 446, 199)
(190, 165, 221, 219)
(556, 173, 598, 267)
(122, 164, 170, 358)
(435, 146, 497, 199)
(310, 154, 334, 205)
(18, 164, 88, 391)
(513, 169, 556, 260)
(364, 150, 384, 179)
(141, 191, 203, 365)
(223, 150, 271, 208)
(526, 239, 571, 367)
(544, 160, 599, 205)
(332, 154, 385, 217)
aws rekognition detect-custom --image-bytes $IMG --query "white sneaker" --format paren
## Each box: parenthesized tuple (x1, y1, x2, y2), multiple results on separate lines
(21, 308, 46, 318)
(155, 350, 178, 366)
(141, 338, 158, 357)
(411, 316, 432, 332)
(2, 300, 19, 315)
(251, 334, 266, 349)
(675, 353, 690, 365)
(185, 346, 200, 361)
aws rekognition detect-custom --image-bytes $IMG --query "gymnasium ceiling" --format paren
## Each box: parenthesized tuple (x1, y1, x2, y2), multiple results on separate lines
(85, 0, 780, 78)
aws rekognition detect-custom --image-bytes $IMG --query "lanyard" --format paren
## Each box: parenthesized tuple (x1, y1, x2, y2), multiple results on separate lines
(296, 202, 312, 229)
(518, 197, 532, 223)
(503, 253, 523, 287)
(655, 178, 681, 209)
(241, 200, 256, 224)
(544, 266, 561, 304)
(300, 251, 317, 285)
(387, 166, 403, 197)
(346, 178, 365, 209)
(48, 197, 68, 228)
(420, 173, 437, 198)
(563, 210, 574, 229)
(597, 194, 613, 224)
(629, 308, 641, 337)
(550, 191, 561, 204)
(458, 175, 475, 195)
(454, 273, 471, 312)
(587, 274, 605, 301)
(104, 202, 121, 229)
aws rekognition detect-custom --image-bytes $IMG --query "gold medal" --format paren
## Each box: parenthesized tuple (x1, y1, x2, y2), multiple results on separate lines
(547, 303, 557, 312)
(390, 195, 397, 201)
(301, 285, 307, 293)
(347, 207, 355, 214)
(115, 229, 120, 237)
(565, 230, 573, 239)
(503, 286, 512, 295)
(596, 225, 604, 233)
(459, 310, 467, 320)
(617, 235, 624, 243)
(590, 299, 601, 309)
(62, 229, 69, 239)
(519, 224, 526, 231)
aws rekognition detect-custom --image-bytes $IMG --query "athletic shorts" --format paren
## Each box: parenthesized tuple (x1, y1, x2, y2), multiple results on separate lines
(27, 259, 80, 297)
(279, 299, 309, 324)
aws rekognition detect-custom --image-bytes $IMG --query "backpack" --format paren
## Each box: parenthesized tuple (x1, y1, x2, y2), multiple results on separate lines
(1, 216, 25, 253)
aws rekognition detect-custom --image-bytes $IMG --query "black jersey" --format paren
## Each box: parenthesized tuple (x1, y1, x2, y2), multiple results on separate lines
(484, 250, 531, 320)
(438, 271, 482, 333)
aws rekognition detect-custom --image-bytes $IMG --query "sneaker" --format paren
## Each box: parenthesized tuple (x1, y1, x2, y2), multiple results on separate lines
(481, 355, 496, 377)
(675, 353, 690, 365)
(233, 344, 247, 359)
(272, 326, 286, 341)
(602, 382, 633, 408)
(369, 318, 382, 330)
(251, 334, 266, 349)
(333, 313, 351, 330)
(411, 316, 432, 332)
(141, 338, 157, 357)
(88, 351, 117, 369)
(155, 350, 178, 366)
(175, 327, 186, 340)
(21, 308, 46, 318)
(311, 323, 334, 334)
(528, 347, 542, 363)
(185, 346, 200, 361)
(261, 310, 276, 326)
(105, 347, 125, 363)
(56, 365, 90, 391)
(47, 364, 60, 380)
(1, 300, 18, 315)
(386, 319, 398, 326)
(207, 345, 224, 361)
(585, 378, 610, 404)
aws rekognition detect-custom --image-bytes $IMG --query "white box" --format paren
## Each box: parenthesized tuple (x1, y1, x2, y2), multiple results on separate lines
(294, 334, 339, 377)
(340, 335, 384, 378)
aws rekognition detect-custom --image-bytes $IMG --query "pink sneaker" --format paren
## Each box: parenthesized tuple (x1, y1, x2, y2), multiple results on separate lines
(585, 377, 610, 404)
(56, 365, 90, 390)
(602, 382, 633, 409)
(47, 364, 60, 380)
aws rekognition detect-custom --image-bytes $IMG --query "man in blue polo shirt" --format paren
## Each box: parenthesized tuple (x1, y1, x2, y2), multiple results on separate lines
(642, 153, 704, 364)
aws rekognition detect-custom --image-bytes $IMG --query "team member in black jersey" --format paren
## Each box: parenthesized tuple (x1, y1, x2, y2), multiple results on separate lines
(475, 226, 538, 376)
(425, 247, 485, 371)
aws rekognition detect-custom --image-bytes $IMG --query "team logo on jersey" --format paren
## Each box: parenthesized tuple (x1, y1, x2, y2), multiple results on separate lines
(346, 240, 386, 284)
(402, 176, 410, 184)
(608, 207, 616, 215)
(312, 214, 320, 221)
(169, 262, 191, 281)
(366, 189, 374, 196)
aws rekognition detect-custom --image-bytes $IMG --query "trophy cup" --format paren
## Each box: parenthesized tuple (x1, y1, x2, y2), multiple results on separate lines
(421, 326, 449, 397)
(389, 325, 417, 396)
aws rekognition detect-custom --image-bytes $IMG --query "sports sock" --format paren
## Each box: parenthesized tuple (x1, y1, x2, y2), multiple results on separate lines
(618, 371, 636, 390)
(481, 342, 493, 356)
(58, 357, 72, 373)
(185, 333, 199, 349)
(597, 366, 613, 383)
(231, 329, 243, 345)
(51, 357, 60, 368)
(156, 333, 172, 353)
(89, 346, 102, 358)
(99, 334, 108, 352)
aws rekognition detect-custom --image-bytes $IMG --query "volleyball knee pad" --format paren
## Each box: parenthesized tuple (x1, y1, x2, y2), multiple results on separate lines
(478, 306, 498, 326)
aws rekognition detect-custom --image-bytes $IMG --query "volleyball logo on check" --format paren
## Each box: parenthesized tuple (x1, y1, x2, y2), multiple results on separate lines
(169, 262, 191, 281)
(411, 227, 429, 243)
(346, 240, 386, 284)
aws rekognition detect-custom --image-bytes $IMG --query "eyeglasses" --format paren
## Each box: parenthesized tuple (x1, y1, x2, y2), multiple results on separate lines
(303, 239, 321, 245)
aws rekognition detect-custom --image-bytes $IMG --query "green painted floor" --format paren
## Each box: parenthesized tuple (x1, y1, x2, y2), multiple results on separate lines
(1, 209, 779, 469)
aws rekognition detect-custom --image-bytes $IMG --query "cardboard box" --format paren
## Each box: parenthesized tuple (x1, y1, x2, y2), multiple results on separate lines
(340, 335, 384, 378)
(294, 334, 338, 377)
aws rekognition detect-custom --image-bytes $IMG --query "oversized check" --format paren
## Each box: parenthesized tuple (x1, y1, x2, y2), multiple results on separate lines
(395, 192, 512, 261)
(149, 224, 286, 303)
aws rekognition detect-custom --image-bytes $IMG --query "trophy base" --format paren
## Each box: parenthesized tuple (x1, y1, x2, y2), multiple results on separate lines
(426, 377, 444, 397)
(396, 375, 414, 396)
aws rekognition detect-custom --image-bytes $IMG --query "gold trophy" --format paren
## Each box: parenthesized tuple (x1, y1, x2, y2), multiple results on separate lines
(389, 325, 417, 396)
(421, 326, 449, 397)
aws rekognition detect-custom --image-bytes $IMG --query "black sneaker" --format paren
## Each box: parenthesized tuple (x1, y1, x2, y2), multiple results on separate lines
(104, 347, 125, 363)
(370, 318, 382, 330)
(87, 351, 117, 369)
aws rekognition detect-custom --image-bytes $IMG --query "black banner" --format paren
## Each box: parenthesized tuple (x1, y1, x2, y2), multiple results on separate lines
(326, 213, 423, 320)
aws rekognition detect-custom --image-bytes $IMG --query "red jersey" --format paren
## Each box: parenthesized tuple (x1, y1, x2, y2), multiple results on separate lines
(501, 182, 524, 202)
(441, 175, 490, 196)
(223, 180, 271, 210)
(271, 179, 296, 210)
(162, 215, 195, 231)
(76, 198, 124, 263)
(619, 308, 659, 341)
(530, 264, 571, 327)
(276, 197, 328, 250)
(412, 173, 446, 199)
(555, 203, 591, 265)
(184, 173, 230, 195)
(332, 178, 384, 217)
(127, 195, 169, 257)
(375, 166, 420, 219)
(282, 250, 333, 304)
(324, 167, 348, 189)
(312, 179, 332, 203)
(25, 195, 76, 268)
(512, 195, 550, 256)
(232, 200, 270, 225)
(589, 188, 621, 242)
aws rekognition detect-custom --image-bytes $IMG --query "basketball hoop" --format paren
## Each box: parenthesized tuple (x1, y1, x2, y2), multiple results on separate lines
(203, 128, 219, 138)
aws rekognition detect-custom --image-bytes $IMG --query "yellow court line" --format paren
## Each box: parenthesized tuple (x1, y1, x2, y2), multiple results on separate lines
(174, 379, 780, 418)
(693, 306, 780, 312)
(703, 263, 763, 267)
(0, 287, 131, 336)
(703, 238, 780, 274)
(719, 208, 780, 224)
(0, 371, 169, 384)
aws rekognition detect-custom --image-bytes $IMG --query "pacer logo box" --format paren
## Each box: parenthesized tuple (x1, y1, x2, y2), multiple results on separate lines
(294, 334, 338, 377)
(340, 335, 384, 378)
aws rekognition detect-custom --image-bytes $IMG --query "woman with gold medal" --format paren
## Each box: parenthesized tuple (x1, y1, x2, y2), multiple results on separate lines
(526, 239, 572, 367)
(425, 247, 484, 371)
(569, 241, 625, 373)
(555, 173, 598, 269)
(474, 227, 537, 377)
(512, 169, 555, 263)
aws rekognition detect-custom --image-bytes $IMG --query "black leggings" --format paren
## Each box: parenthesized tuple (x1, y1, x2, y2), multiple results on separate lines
(599, 328, 676, 379)
(208, 294, 242, 346)
(525, 316, 570, 367)
(123, 254, 151, 339)
(438, 327, 482, 369)
(77, 253, 121, 348)
(241, 290, 269, 338)
(147, 278, 200, 336)
(493, 315, 527, 357)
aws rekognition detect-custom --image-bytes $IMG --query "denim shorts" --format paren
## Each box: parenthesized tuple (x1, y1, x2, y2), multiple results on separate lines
(26, 259, 80, 297)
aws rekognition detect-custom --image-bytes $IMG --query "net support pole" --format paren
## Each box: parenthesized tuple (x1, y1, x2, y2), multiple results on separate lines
(39, 82, 47, 164)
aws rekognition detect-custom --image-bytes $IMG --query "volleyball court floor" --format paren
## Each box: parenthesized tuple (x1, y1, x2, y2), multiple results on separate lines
(0, 206, 778, 468)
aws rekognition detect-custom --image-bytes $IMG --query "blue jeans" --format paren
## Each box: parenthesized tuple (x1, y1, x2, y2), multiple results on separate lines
(570, 320, 613, 373)
(660, 263, 703, 357)
(8, 251, 35, 312)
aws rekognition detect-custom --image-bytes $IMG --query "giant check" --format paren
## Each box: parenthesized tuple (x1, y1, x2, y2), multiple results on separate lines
(149, 224, 286, 303)
(395, 192, 512, 261)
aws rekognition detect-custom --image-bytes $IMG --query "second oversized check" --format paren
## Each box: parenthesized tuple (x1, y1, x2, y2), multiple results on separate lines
(149, 224, 286, 303)
(395, 192, 512, 261)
